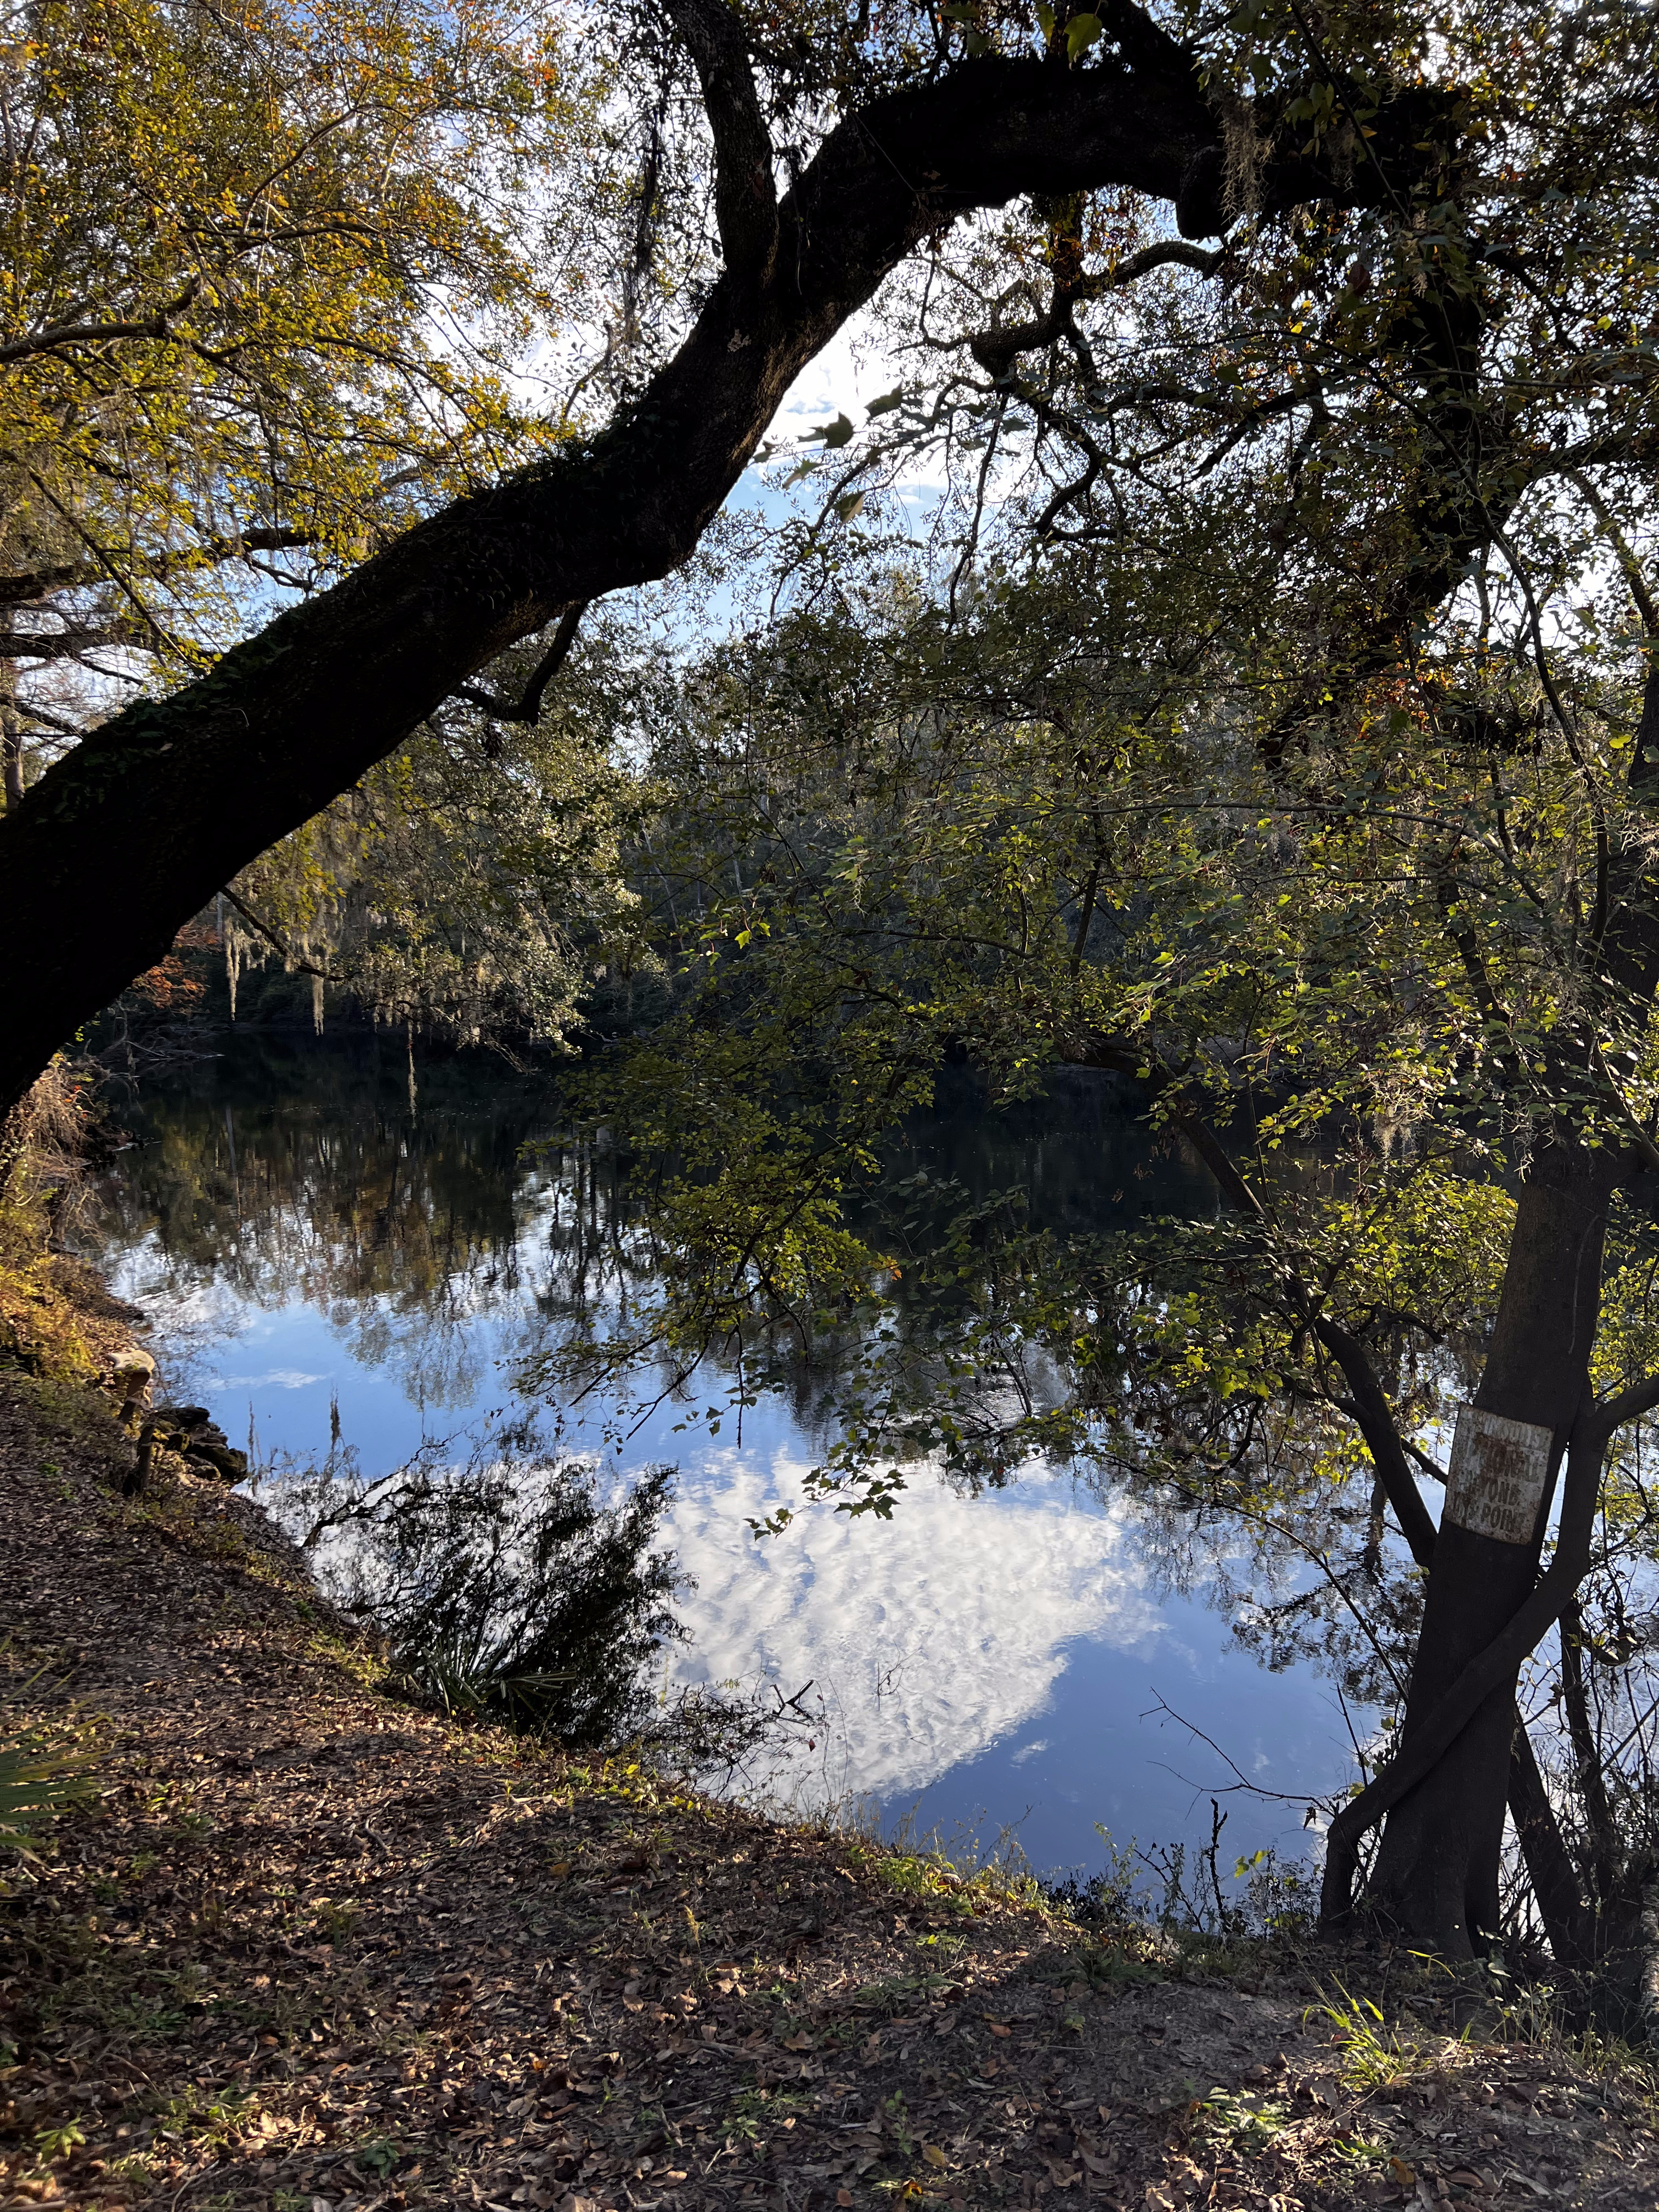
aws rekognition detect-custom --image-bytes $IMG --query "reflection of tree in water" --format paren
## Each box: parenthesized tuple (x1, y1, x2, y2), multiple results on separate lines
(98, 1043, 1233, 1454)
(95, 1034, 555, 1407)
(531, 1063, 1220, 1459)
(95, 1041, 1409, 1827)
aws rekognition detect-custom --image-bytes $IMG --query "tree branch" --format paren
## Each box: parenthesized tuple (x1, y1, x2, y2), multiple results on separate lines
(1508, 1715, 1597, 1972)
(14, 702, 91, 741)
(1078, 1032, 1442, 1568)
(456, 601, 589, 725)
(512, 601, 590, 725)
(969, 239, 1224, 381)
(6, 628, 125, 661)
(0, 528, 320, 609)
(664, 0, 778, 280)
(1589, 1365, 1659, 1438)
(1311, 1317, 1440, 1570)
(218, 885, 345, 983)
(0, 278, 202, 366)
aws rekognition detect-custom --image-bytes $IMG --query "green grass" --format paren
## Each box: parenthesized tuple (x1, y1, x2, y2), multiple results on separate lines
(725, 2081, 812, 2143)
(1313, 1983, 1463, 2091)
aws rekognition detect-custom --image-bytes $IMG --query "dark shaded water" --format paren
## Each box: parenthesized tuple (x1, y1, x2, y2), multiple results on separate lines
(92, 1035, 1367, 1886)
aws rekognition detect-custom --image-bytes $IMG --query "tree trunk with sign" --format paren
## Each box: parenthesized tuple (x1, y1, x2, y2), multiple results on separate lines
(1316, 675, 1659, 1964)
(1359, 1152, 1621, 1957)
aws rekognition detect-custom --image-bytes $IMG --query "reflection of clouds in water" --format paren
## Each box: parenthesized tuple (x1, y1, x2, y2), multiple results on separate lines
(110, 1225, 485, 1415)
(211, 1368, 329, 1391)
(663, 1453, 1161, 1805)
(101, 1237, 257, 1397)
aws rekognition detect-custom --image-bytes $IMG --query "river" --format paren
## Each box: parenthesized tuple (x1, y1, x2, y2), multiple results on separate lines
(90, 1031, 1371, 1902)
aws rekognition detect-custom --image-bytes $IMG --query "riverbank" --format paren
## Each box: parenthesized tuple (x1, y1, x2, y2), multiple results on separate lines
(4, 1308, 1659, 2212)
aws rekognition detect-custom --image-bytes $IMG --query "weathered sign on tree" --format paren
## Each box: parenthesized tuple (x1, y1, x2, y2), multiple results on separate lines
(1444, 1409, 1553, 1550)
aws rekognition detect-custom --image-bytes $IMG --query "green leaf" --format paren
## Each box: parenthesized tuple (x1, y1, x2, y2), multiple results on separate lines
(0, 1741, 97, 1850)
(1065, 10, 1103, 58)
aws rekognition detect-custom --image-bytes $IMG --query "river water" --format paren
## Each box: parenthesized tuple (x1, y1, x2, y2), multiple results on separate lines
(91, 1034, 1370, 1895)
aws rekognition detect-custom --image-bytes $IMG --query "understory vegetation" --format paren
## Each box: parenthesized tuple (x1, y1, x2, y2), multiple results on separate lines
(269, 1430, 826, 1793)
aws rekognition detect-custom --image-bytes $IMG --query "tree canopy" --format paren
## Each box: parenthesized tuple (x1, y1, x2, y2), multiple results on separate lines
(0, 0, 610, 799)
(0, 0, 1455, 1113)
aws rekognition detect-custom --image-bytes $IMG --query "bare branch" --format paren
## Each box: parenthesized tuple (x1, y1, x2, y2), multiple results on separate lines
(7, 627, 125, 661)
(1566, 469, 1659, 636)
(969, 239, 1224, 382)
(455, 601, 590, 727)
(0, 277, 201, 366)
(512, 602, 590, 725)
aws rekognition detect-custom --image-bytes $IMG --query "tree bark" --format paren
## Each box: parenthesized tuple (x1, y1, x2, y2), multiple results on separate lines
(1110, 1040, 1622, 1963)
(1365, 1145, 1621, 1956)
(0, 25, 1437, 1121)
(1, 615, 21, 811)
(1508, 1714, 1596, 1973)
(1560, 1592, 1621, 1911)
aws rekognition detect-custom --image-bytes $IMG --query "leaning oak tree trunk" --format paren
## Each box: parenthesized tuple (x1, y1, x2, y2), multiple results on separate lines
(0, 2, 1436, 1122)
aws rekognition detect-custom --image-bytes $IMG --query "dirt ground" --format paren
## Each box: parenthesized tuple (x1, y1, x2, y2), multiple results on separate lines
(4, 1346, 1659, 2212)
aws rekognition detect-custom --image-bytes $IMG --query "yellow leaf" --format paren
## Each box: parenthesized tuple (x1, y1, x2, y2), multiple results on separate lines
(923, 2143, 948, 2168)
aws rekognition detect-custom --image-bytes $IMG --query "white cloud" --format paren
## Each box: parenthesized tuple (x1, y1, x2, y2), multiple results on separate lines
(664, 1452, 1161, 1809)
(768, 319, 894, 442)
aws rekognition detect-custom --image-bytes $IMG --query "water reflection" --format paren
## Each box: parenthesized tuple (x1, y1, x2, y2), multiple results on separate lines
(99, 1043, 1213, 1435)
(92, 1034, 1365, 1878)
(664, 1446, 1164, 1804)
(98, 1039, 542, 1409)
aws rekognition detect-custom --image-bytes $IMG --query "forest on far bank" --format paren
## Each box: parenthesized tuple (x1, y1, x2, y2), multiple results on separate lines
(7, 0, 1659, 2016)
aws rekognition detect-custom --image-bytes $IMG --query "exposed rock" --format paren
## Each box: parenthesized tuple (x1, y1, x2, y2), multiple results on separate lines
(148, 1407, 249, 1477)
(110, 1345, 155, 1431)
(134, 1404, 250, 1489)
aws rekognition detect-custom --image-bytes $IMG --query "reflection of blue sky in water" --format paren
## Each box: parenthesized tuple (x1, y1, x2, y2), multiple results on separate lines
(651, 1432, 1364, 1875)
(95, 1052, 1367, 1887)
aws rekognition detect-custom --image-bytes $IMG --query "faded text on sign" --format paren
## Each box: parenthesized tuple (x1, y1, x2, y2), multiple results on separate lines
(1443, 1405, 1552, 1547)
